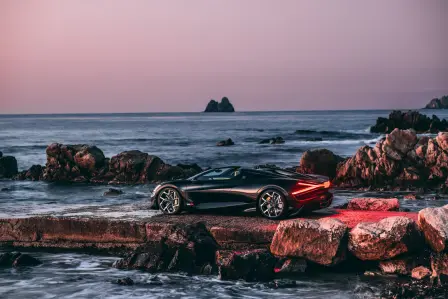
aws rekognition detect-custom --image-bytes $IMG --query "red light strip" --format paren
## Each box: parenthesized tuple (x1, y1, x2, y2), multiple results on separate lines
(292, 181, 331, 195)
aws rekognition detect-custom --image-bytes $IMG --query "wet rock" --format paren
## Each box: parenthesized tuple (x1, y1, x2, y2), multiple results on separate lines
(270, 218, 347, 266)
(114, 277, 134, 286)
(103, 188, 123, 196)
(370, 110, 448, 133)
(0, 155, 18, 178)
(204, 97, 235, 112)
(216, 138, 235, 146)
(259, 136, 285, 144)
(348, 217, 422, 261)
(274, 258, 307, 274)
(404, 194, 421, 200)
(216, 249, 277, 281)
(113, 223, 218, 275)
(430, 252, 448, 285)
(347, 198, 400, 211)
(297, 149, 343, 179)
(380, 280, 448, 299)
(266, 279, 297, 289)
(436, 132, 448, 152)
(14, 165, 45, 181)
(0, 252, 42, 267)
(411, 266, 431, 280)
(417, 204, 448, 252)
(382, 129, 417, 160)
(379, 257, 416, 275)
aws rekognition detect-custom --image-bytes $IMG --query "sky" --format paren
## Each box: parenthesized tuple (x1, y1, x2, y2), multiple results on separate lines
(0, 0, 447, 114)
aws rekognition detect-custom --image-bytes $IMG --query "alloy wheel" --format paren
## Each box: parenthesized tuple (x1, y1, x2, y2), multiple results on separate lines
(158, 188, 181, 214)
(259, 190, 285, 218)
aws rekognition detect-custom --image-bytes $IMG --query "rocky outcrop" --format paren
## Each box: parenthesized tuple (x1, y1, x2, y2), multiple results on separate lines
(216, 138, 234, 146)
(349, 217, 422, 261)
(14, 143, 202, 184)
(370, 110, 448, 133)
(0, 252, 42, 267)
(0, 155, 18, 178)
(216, 249, 277, 281)
(379, 257, 417, 275)
(333, 129, 448, 190)
(425, 95, 448, 109)
(411, 266, 431, 280)
(113, 223, 218, 274)
(259, 136, 285, 144)
(430, 252, 448, 285)
(298, 149, 343, 179)
(417, 205, 448, 252)
(270, 218, 347, 266)
(347, 198, 400, 211)
(204, 97, 235, 112)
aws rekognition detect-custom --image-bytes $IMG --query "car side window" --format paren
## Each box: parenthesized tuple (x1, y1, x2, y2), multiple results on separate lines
(195, 168, 240, 181)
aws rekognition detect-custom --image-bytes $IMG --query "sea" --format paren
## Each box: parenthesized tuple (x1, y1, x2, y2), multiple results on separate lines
(1, 110, 448, 298)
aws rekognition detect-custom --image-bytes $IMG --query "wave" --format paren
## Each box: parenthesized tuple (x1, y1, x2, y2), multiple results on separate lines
(288, 136, 383, 146)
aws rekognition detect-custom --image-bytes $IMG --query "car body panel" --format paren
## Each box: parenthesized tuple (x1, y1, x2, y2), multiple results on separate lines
(150, 166, 333, 216)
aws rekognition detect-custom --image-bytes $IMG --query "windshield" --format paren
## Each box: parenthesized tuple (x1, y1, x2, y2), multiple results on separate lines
(193, 167, 240, 181)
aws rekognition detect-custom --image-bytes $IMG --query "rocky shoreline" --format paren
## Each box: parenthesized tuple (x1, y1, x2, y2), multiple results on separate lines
(0, 204, 447, 297)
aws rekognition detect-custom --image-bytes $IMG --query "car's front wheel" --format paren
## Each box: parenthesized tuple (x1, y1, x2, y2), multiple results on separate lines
(157, 187, 182, 215)
(258, 189, 288, 219)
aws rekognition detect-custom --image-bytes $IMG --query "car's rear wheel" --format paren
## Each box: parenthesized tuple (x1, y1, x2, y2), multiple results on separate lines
(258, 189, 288, 219)
(158, 187, 182, 215)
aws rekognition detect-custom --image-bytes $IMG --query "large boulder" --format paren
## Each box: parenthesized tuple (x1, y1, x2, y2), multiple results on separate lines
(370, 110, 448, 133)
(0, 252, 42, 267)
(347, 198, 399, 211)
(349, 217, 422, 261)
(270, 218, 347, 266)
(113, 223, 218, 274)
(382, 129, 417, 160)
(298, 149, 343, 179)
(216, 249, 277, 281)
(204, 97, 235, 112)
(0, 155, 18, 178)
(417, 204, 448, 252)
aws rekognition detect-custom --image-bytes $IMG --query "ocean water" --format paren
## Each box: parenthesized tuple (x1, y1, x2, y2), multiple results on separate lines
(1, 110, 448, 298)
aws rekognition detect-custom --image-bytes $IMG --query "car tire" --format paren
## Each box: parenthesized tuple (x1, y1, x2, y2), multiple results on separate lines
(157, 187, 183, 215)
(257, 189, 288, 220)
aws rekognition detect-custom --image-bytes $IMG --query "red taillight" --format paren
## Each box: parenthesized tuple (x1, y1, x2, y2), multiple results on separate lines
(292, 180, 331, 195)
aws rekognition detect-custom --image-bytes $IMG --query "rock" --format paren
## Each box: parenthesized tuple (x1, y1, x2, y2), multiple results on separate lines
(114, 277, 134, 286)
(266, 279, 298, 289)
(103, 188, 123, 196)
(370, 110, 448, 133)
(380, 280, 448, 299)
(113, 223, 218, 274)
(216, 249, 277, 281)
(0, 252, 42, 267)
(274, 258, 307, 274)
(379, 257, 416, 275)
(411, 266, 431, 280)
(14, 164, 44, 181)
(430, 252, 448, 285)
(259, 136, 285, 144)
(348, 217, 422, 261)
(204, 97, 235, 112)
(347, 198, 400, 211)
(270, 218, 347, 266)
(404, 194, 421, 200)
(382, 129, 417, 160)
(297, 149, 343, 179)
(0, 155, 18, 178)
(425, 95, 448, 109)
(0, 151, 2, 157)
(417, 204, 448, 252)
(436, 132, 448, 152)
(216, 138, 234, 146)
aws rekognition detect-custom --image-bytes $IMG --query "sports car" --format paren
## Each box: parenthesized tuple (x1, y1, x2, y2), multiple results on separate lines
(149, 166, 333, 219)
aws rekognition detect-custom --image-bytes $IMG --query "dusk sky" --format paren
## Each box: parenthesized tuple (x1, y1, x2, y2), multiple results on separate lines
(1, 0, 447, 114)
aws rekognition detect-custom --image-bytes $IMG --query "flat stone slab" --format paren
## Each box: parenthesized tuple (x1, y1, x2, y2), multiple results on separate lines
(0, 208, 418, 253)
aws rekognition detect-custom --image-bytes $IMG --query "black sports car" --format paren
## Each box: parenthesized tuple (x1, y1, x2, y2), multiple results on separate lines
(149, 166, 333, 219)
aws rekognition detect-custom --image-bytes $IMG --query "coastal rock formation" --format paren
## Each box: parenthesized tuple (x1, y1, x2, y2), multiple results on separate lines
(417, 204, 448, 252)
(370, 110, 448, 133)
(379, 257, 416, 275)
(0, 252, 42, 267)
(204, 97, 235, 112)
(270, 218, 347, 266)
(259, 136, 285, 144)
(14, 165, 44, 181)
(347, 198, 400, 211)
(298, 149, 343, 179)
(0, 155, 18, 178)
(332, 129, 448, 190)
(216, 138, 234, 146)
(274, 258, 307, 274)
(411, 266, 431, 280)
(113, 223, 218, 274)
(430, 252, 448, 285)
(216, 249, 277, 281)
(348, 217, 422, 261)
(425, 95, 448, 109)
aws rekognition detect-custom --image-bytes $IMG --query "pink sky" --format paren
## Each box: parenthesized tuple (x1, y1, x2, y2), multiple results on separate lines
(0, 0, 447, 114)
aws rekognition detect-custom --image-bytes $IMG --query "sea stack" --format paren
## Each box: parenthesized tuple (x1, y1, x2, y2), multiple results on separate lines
(425, 95, 448, 109)
(204, 97, 235, 112)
